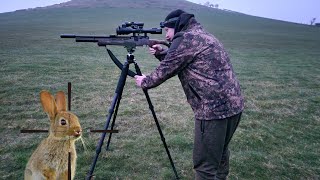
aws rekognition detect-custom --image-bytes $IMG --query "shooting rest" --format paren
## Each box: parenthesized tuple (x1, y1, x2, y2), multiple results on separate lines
(86, 45, 179, 179)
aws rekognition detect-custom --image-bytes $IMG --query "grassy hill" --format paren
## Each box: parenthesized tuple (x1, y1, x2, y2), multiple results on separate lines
(0, 1, 320, 179)
(46, 0, 203, 10)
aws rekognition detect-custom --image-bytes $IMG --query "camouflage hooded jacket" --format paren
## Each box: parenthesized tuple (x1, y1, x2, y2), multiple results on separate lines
(141, 16, 244, 120)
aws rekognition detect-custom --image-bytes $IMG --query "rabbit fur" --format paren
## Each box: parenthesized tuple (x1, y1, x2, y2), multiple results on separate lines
(24, 90, 82, 180)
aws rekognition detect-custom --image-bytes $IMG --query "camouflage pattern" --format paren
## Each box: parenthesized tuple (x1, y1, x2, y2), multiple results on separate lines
(141, 18, 244, 120)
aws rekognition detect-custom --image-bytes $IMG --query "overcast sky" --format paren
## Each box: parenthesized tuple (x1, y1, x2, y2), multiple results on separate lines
(189, 0, 319, 24)
(1, 0, 319, 24)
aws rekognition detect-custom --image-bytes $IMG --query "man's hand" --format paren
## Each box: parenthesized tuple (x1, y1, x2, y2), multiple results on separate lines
(134, 74, 146, 87)
(149, 44, 163, 55)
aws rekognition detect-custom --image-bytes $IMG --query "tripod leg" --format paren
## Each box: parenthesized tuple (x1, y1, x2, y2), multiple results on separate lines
(134, 62, 179, 179)
(86, 61, 130, 180)
(143, 90, 179, 179)
(105, 95, 122, 151)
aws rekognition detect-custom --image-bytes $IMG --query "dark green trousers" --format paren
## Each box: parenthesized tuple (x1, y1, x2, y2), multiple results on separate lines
(193, 113, 242, 180)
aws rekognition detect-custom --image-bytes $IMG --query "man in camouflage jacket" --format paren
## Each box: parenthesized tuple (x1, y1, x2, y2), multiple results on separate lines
(135, 9, 244, 179)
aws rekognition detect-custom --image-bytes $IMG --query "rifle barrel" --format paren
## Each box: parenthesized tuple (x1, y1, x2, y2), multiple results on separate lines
(60, 34, 76, 38)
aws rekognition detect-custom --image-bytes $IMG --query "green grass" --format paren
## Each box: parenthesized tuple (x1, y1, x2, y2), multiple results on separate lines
(0, 6, 320, 179)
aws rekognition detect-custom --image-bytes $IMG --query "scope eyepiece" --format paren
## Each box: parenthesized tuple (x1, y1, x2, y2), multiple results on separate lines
(160, 22, 165, 28)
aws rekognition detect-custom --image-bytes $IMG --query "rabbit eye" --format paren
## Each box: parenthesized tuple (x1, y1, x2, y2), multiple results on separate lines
(60, 119, 67, 125)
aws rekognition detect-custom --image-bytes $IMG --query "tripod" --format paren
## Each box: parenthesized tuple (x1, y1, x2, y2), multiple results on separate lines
(86, 46, 179, 179)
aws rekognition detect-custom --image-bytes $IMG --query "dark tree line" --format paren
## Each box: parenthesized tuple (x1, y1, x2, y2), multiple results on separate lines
(201, 1, 219, 9)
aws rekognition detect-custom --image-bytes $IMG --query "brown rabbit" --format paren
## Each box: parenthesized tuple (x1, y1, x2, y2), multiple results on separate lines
(24, 90, 82, 180)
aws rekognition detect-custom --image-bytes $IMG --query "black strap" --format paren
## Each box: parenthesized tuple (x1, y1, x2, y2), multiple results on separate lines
(106, 48, 137, 77)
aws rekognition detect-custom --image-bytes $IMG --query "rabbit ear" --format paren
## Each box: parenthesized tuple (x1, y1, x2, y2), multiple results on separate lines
(55, 91, 67, 112)
(40, 90, 57, 119)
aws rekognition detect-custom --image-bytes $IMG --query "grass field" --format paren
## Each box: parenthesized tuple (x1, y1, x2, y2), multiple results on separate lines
(0, 5, 320, 179)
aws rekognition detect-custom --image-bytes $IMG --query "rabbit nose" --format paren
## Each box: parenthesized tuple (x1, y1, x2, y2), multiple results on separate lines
(74, 130, 82, 137)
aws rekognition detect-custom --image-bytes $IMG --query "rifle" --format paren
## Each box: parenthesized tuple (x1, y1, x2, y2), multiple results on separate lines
(60, 22, 169, 77)
(60, 34, 170, 49)
(61, 22, 170, 49)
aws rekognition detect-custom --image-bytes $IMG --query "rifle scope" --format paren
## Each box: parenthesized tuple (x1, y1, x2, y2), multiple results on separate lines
(116, 27, 162, 35)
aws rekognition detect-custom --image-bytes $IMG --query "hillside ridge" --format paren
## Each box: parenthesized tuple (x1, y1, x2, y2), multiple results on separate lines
(44, 0, 206, 11)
